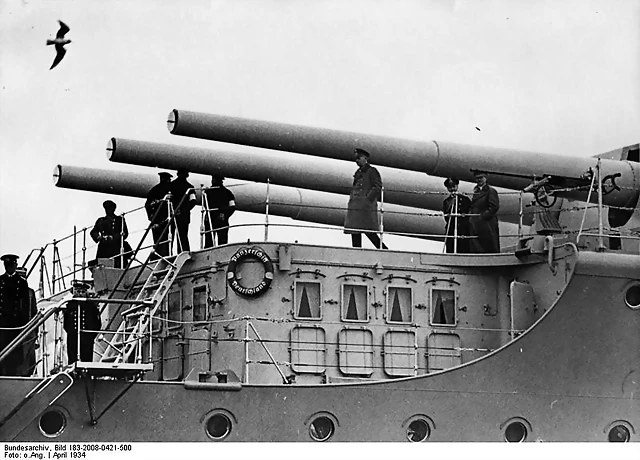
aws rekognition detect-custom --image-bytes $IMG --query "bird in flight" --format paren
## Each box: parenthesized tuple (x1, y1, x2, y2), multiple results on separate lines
(47, 20, 71, 70)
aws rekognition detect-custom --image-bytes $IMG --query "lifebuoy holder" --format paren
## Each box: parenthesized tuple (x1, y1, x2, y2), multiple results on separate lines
(227, 247, 274, 297)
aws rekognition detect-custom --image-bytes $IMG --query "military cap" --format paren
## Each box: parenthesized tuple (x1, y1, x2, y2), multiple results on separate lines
(444, 177, 459, 188)
(211, 173, 225, 180)
(158, 172, 173, 179)
(176, 169, 189, 177)
(72, 280, 91, 290)
(354, 148, 371, 158)
(1, 254, 19, 263)
(471, 169, 488, 176)
(102, 200, 117, 209)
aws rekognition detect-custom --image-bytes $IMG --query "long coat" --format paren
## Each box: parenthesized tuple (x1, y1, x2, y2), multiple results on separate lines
(344, 164, 382, 233)
(469, 184, 500, 253)
(0, 272, 32, 376)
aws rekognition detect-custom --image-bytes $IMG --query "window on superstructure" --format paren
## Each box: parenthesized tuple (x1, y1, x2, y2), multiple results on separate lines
(293, 281, 322, 320)
(341, 284, 369, 322)
(193, 285, 208, 323)
(386, 286, 413, 324)
(430, 289, 457, 326)
(167, 290, 182, 330)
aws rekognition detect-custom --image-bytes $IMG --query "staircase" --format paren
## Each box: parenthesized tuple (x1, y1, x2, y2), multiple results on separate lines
(97, 252, 191, 366)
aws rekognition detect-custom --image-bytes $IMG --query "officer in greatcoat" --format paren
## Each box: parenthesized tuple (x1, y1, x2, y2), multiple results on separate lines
(469, 170, 501, 253)
(344, 148, 387, 249)
(442, 178, 472, 254)
(203, 175, 236, 248)
(89, 200, 130, 268)
(63, 281, 101, 365)
(170, 169, 197, 252)
(0, 254, 32, 376)
(145, 172, 173, 259)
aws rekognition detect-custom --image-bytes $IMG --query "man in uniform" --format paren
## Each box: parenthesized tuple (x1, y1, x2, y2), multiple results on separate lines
(170, 169, 197, 252)
(145, 172, 173, 259)
(344, 148, 388, 249)
(442, 178, 472, 254)
(63, 281, 101, 365)
(0, 254, 32, 376)
(469, 170, 501, 253)
(90, 200, 130, 268)
(203, 174, 236, 248)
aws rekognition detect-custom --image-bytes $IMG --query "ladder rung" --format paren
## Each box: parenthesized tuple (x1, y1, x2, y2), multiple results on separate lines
(122, 304, 149, 316)
(144, 282, 163, 290)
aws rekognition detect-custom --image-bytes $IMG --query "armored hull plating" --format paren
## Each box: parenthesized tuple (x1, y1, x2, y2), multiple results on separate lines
(1, 241, 639, 442)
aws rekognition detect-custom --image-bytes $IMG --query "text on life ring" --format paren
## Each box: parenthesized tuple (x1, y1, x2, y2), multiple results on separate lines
(227, 247, 274, 297)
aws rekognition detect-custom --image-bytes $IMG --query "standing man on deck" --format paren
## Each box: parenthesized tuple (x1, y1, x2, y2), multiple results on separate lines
(0, 254, 32, 376)
(63, 281, 101, 365)
(344, 148, 388, 249)
(203, 175, 236, 248)
(146, 172, 173, 259)
(89, 200, 130, 268)
(442, 178, 471, 254)
(469, 170, 501, 253)
(170, 169, 197, 252)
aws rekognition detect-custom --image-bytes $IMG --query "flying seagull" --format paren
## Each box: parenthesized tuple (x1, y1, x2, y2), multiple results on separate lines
(47, 20, 71, 70)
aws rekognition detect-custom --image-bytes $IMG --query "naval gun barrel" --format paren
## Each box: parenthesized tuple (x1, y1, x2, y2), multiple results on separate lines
(168, 109, 640, 209)
(107, 138, 532, 225)
(54, 165, 467, 241)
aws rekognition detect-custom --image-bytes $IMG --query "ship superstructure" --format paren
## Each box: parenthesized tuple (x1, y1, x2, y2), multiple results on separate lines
(0, 111, 638, 442)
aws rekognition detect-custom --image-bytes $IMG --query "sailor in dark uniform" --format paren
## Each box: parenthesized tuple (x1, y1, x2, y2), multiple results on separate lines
(90, 200, 130, 268)
(63, 281, 101, 365)
(203, 175, 236, 248)
(442, 178, 472, 254)
(145, 172, 173, 259)
(170, 169, 197, 252)
(0, 254, 32, 376)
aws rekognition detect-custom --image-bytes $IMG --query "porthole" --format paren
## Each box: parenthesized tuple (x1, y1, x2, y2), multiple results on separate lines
(624, 284, 640, 310)
(205, 413, 232, 440)
(608, 424, 631, 442)
(406, 419, 431, 442)
(504, 421, 528, 442)
(309, 416, 334, 442)
(39, 409, 66, 438)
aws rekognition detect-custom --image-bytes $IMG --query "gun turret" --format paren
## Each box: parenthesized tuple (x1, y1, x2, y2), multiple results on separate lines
(167, 109, 640, 210)
(107, 138, 533, 225)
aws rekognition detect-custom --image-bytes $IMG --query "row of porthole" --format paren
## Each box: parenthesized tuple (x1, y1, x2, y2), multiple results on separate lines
(202, 413, 637, 442)
(37, 408, 635, 442)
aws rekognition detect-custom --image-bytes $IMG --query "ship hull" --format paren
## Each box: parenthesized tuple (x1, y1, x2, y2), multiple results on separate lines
(1, 251, 638, 442)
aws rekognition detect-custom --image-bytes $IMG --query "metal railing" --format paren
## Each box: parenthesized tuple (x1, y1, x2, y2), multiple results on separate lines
(18, 175, 640, 303)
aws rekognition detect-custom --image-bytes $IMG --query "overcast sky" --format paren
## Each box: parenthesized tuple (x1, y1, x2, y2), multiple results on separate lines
(1, 0, 639, 277)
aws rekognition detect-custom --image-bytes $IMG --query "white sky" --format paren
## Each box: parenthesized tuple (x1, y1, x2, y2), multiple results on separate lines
(1, 0, 639, 271)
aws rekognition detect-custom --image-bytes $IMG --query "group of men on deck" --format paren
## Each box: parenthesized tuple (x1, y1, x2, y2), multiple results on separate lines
(88, 148, 499, 262)
(87, 169, 237, 266)
(442, 172, 501, 254)
(344, 147, 501, 254)
(144, 170, 236, 259)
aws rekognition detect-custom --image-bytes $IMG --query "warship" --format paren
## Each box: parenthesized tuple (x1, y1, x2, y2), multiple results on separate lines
(0, 109, 638, 442)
